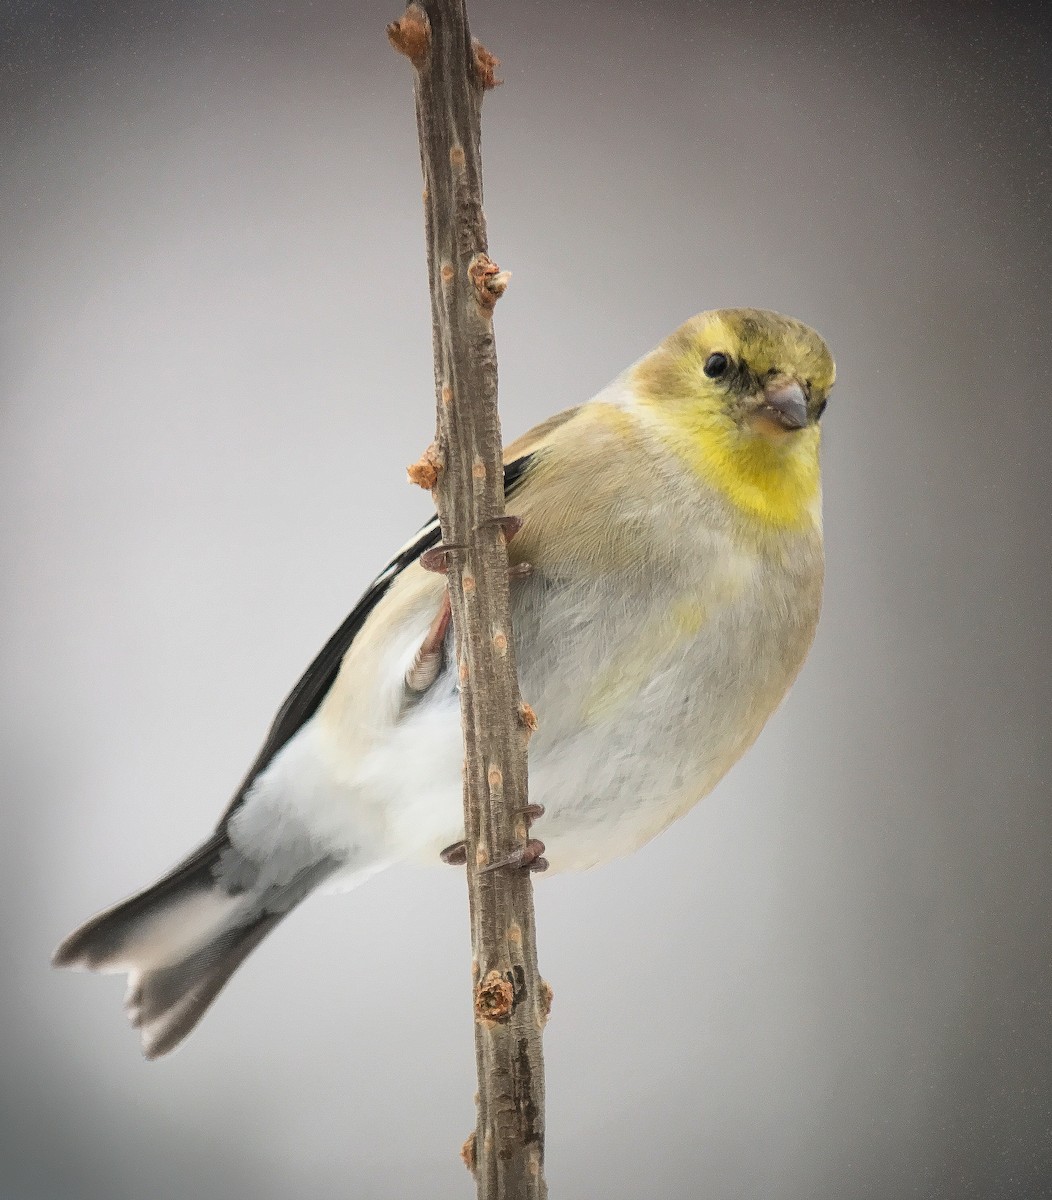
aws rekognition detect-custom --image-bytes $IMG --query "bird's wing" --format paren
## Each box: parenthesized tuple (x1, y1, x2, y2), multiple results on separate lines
(219, 450, 537, 825)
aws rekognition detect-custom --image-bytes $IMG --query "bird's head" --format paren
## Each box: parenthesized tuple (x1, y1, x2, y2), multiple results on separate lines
(631, 308, 835, 528)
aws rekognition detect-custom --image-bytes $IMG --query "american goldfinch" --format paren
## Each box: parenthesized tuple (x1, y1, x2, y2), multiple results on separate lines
(54, 307, 834, 1058)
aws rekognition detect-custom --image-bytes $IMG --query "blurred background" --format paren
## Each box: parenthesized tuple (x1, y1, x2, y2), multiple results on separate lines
(2, 1, 1050, 1197)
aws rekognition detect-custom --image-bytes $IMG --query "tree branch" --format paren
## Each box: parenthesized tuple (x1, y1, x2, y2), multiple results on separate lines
(388, 4, 548, 1197)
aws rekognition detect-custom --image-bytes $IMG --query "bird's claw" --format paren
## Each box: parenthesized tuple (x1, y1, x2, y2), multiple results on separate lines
(422, 518, 528, 578)
(419, 544, 465, 574)
(478, 838, 548, 874)
(405, 591, 453, 695)
(440, 841, 468, 866)
(482, 514, 523, 542)
(493, 515, 530, 575)
(440, 807, 545, 869)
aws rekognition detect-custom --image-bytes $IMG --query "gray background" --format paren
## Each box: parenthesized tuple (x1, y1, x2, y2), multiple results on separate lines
(2, 1, 1050, 1197)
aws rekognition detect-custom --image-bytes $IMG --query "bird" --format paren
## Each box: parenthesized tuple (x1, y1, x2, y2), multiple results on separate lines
(54, 307, 835, 1059)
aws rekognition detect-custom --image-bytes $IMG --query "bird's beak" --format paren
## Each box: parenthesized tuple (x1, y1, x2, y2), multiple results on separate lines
(759, 378, 809, 431)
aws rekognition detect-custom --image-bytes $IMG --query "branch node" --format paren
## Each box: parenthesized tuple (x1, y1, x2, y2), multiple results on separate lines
(475, 969, 515, 1023)
(518, 701, 539, 733)
(407, 442, 442, 489)
(472, 39, 503, 89)
(469, 252, 510, 312)
(540, 979, 554, 1023)
(461, 1132, 478, 1175)
(386, 5, 430, 67)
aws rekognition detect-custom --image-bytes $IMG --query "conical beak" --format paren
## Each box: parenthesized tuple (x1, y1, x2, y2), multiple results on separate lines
(761, 379, 809, 431)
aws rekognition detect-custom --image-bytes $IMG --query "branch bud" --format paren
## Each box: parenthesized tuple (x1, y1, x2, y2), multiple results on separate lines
(407, 442, 442, 489)
(472, 40, 503, 89)
(475, 969, 514, 1023)
(386, 5, 430, 67)
(469, 252, 511, 312)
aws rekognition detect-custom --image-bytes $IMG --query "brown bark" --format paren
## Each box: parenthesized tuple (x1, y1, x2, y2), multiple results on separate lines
(388, 4, 548, 1197)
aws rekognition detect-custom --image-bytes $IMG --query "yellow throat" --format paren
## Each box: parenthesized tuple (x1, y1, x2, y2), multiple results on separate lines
(669, 404, 821, 529)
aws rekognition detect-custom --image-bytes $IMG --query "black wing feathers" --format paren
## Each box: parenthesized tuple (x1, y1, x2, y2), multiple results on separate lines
(220, 452, 535, 823)
(222, 519, 440, 819)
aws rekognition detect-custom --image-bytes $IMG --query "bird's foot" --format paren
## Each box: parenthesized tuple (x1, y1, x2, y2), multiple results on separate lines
(404, 591, 453, 695)
(421, 519, 530, 577)
(482, 514, 523, 541)
(440, 841, 468, 866)
(439, 808, 545, 869)
(478, 838, 548, 874)
(419, 544, 464, 575)
(491, 515, 532, 575)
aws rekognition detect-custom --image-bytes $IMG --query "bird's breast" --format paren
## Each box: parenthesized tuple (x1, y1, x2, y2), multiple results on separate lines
(506, 532, 822, 868)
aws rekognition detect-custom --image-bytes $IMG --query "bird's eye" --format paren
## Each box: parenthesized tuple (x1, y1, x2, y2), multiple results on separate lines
(703, 353, 729, 379)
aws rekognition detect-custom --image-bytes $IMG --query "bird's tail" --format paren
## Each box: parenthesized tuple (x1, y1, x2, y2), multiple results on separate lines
(52, 834, 293, 1059)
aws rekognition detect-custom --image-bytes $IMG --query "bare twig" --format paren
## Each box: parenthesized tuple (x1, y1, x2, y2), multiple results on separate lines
(389, 3, 547, 1197)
